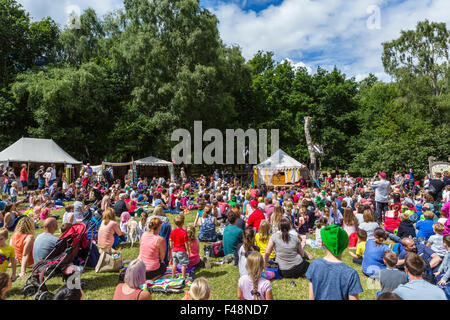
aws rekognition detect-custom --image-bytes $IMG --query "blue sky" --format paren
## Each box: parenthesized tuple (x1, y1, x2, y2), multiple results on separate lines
(17, 0, 450, 82)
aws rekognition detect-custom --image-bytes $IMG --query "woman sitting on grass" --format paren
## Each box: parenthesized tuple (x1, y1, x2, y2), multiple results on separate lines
(264, 218, 309, 279)
(139, 217, 166, 280)
(10, 216, 35, 278)
(361, 228, 390, 278)
(3, 203, 24, 232)
(197, 205, 218, 243)
(97, 208, 125, 252)
(113, 259, 152, 300)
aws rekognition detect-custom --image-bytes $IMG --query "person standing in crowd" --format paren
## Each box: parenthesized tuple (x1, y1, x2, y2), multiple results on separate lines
(370, 172, 390, 224)
(36, 165, 45, 190)
(44, 167, 52, 189)
(0, 164, 4, 194)
(49, 164, 57, 187)
(19, 164, 28, 196)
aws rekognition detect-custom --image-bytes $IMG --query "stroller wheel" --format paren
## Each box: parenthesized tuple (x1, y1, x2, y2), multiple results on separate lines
(35, 291, 53, 300)
(23, 284, 37, 297)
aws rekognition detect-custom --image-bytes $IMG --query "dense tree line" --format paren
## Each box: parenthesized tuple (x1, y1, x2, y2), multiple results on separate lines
(0, 0, 449, 177)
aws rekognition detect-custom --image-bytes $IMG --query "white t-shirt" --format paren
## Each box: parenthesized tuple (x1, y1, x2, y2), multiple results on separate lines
(428, 234, 446, 257)
(73, 201, 84, 222)
(62, 211, 74, 224)
(443, 190, 450, 203)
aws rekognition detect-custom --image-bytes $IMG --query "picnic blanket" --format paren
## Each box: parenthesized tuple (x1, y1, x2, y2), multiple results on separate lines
(140, 268, 193, 292)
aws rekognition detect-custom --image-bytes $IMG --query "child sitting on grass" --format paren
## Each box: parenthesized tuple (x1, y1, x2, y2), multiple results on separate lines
(396, 212, 416, 240)
(182, 277, 210, 300)
(306, 217, 328, 249)
(0, 228, 16, 281)
(186, 225, 206, 269)
(416, 211, 436, 242)
(40, 201, 59, 221)
(169, 214, 190, 282)
(0, 272, 12, 300)
(60, 223, 72, 234)
(349, 229, 367, 265)
(255, 220, 275, 260)
(238, 227, 259, 277)
(62, 205, 75, 225)
(378, 251, 408, 294)
(427, 222, 446, 258)
(238, 252, 273, 300)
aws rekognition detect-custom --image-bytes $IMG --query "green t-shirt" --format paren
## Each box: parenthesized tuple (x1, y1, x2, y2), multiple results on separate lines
(223, 225, 243, 256)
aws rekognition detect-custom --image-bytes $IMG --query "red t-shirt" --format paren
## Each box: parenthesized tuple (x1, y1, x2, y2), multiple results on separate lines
(82, 176, 89, 186)
(170, 228, 188, 252)
(125, 199, 137, 213)
(20, 169, 28, 181)
(247, 208, 265, 231)
(170, 193, 176, 207)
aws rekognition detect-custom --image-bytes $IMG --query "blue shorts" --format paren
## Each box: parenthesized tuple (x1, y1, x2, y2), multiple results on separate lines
(21, 180, 28, 188)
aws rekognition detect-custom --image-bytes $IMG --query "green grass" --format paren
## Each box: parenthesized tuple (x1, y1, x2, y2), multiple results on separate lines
(4, 197, 381, 300)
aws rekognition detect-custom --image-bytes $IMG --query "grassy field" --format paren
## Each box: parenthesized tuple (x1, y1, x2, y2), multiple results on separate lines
(5, 198, 381, 300)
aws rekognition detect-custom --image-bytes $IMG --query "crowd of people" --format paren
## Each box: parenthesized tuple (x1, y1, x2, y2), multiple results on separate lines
(0, 163, 449, 300)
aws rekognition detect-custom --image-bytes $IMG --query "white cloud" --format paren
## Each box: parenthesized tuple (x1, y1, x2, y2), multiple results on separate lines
(207, 0, 450, 80)
(18, 0, 123, 26)
(282, 58, 312, 74)
(16, 0, 450, 81)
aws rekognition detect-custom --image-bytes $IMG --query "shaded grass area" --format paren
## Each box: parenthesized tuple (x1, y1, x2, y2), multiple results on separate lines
(5, 198, 380, 300)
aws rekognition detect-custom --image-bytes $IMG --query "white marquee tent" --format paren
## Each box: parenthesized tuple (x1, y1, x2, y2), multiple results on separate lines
(0, 137, 81, 165)
(254, 149, 306, 185)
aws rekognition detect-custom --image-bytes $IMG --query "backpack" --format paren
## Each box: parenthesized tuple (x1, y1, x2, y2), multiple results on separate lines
(203, 242, 224, 258)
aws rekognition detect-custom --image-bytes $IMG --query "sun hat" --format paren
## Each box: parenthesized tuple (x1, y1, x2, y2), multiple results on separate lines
(320, 224, 349, 257)
(120, 211, 131, 223)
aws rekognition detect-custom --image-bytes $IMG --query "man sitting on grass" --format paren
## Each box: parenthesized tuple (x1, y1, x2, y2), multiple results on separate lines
(393, 252, 446, 300)
(32, 217, 59, 262)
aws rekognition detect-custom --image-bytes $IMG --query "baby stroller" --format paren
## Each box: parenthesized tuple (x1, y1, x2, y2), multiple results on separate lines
(23, 223, 92, 300)
(82, 205, 102, 242)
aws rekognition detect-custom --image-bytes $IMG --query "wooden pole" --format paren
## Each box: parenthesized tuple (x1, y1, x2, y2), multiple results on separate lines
(304, 116, 316, 180)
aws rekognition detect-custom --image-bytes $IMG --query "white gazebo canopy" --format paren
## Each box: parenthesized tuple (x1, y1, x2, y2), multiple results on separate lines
(135, 156, 173, 166)
(0, 137, 81, 164)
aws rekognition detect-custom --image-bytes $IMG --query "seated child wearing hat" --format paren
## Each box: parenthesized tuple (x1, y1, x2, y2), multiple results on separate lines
(305, 224, 363, 300)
